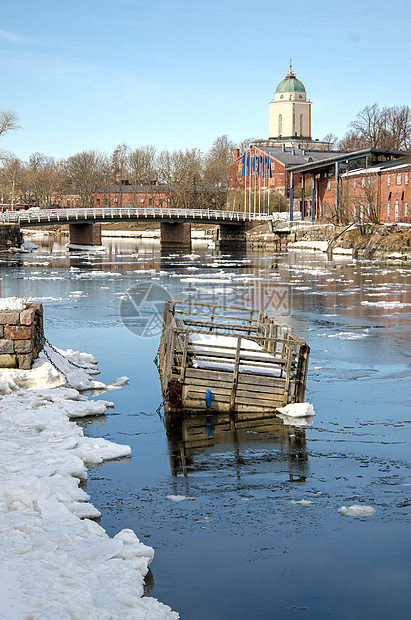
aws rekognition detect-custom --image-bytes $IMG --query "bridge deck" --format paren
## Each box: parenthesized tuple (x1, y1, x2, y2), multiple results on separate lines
(0, 207, 271, 227)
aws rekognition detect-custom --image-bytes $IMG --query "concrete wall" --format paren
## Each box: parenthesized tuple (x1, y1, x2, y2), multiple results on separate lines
(69, 223, 102, 245)
(160, 222, 191, 250)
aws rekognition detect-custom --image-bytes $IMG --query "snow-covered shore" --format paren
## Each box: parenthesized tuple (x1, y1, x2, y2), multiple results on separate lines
(0, 345, 179, 619)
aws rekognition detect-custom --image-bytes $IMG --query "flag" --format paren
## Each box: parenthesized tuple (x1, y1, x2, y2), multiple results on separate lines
(262, 155, 266, 178)
(241, 152, 251, 176)
(267, 155, 272, 178)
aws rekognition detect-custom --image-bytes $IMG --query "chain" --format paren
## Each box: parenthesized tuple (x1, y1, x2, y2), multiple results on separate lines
(34, 327, 69, 384)
(41, 333, 94, 370)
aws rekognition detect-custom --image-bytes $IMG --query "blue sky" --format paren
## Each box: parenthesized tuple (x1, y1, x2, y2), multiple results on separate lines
(1, 0, 410, 160)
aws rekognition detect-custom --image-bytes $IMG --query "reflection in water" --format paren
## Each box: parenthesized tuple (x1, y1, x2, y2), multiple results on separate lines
(165, 410, 308, 483)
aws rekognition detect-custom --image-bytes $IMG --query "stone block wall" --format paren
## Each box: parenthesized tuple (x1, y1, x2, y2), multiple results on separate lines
(0, 303, 43, 370)
(0, 225, 23, 250)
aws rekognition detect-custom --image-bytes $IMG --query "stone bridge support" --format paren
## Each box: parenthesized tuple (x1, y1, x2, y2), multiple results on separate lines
(69, 223, 102, 247)
(215, 222, 248, 250)
(160, 222, 191, 252)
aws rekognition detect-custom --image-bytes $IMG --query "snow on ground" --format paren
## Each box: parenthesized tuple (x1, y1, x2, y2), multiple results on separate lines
(0, 346, 179, 619)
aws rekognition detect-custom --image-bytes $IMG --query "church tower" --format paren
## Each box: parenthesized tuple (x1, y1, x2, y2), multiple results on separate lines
(269, 62, 312, 141)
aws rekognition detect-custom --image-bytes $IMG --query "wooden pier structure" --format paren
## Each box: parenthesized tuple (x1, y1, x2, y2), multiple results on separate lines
(156, 301, 310, 414)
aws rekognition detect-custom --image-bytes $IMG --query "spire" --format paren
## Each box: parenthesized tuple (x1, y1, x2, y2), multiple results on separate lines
(286, 59, 295, 78)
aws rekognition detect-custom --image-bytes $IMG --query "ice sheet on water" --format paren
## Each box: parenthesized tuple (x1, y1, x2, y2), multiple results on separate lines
(166, 495, 196, 502)
(338, 505, 375, 517)
(0, 349, 179, 619)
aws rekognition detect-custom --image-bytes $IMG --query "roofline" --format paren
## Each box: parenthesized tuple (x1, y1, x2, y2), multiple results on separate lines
(287, 148, 407, 174)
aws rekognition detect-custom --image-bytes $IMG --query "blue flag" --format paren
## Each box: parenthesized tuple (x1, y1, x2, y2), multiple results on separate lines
(267, 155, 272, 178)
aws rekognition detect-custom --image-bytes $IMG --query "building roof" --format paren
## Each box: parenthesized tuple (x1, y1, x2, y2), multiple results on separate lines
(250, 145, 344, 167)
(275, 63, 306, 94)
(287, 148, 407, 175)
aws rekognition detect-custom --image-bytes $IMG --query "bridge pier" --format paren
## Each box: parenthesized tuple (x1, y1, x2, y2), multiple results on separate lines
(214, 222, 247, 250)
(160, 222, 191, 252)
(68, 223, 102, 249)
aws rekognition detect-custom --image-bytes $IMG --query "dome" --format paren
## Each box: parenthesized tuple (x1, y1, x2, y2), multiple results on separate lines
(275, 63, 306, 94)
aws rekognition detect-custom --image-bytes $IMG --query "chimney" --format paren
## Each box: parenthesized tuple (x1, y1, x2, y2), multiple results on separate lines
(234, 148, 240, 161)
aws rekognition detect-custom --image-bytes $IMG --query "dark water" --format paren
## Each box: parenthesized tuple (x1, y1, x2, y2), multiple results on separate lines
(2, 234, 411, 619)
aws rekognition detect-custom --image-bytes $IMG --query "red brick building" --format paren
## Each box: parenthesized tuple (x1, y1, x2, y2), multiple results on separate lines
(289, 149, 410, 223)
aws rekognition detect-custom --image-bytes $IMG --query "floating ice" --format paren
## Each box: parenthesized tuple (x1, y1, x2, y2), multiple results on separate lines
(338, 505, 375, 517)
(0, 351, 178, 618)
(166, 495, 196, 502)
(361, 300, 406, 308)
(290, 499, 314, 507)
(276, 403, 315, 418)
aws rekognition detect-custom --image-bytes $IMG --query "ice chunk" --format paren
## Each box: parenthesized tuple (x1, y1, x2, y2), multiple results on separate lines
(338, 505, 375, 516)
(276, 403, 315, 417)
(166, 495, 196, 502)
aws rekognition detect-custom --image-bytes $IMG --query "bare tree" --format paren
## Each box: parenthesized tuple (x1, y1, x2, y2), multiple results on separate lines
(322, 133, 338, 150)
(157, 148, 204, 209)
(20, 153, 58, 207)
(128, 145, 158, 207)
(1, 156, 23, 206)
(63, 150, 107, 208)
(339, 103, 411, 151)
(0, 110, 20, 139)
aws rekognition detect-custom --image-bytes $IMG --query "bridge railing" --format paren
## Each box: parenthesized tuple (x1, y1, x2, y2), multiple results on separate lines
(0, 206, 274, 225)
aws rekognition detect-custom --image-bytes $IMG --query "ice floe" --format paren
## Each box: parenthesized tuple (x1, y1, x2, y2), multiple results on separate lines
(0, 346, 178, 619)
(338, 505, 375, 517)
(276, 403, 315, 417)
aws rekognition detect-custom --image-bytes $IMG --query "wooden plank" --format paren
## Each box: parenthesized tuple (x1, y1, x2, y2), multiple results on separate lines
(184, 377, 234, 390)
(237, 374, 286, 388)
(230, 337, 242, 410)
(185, 368, 233, 381)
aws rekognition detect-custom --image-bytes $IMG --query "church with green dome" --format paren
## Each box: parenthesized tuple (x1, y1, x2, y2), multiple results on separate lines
(269, 62, 312, 143)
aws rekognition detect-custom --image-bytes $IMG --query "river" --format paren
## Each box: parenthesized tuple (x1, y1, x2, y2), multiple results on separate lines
(2, 233, 411, 619)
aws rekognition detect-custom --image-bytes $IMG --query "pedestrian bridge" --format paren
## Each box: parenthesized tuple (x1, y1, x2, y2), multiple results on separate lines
(0, 206, 270, 249)
(0, 206, 272, 226)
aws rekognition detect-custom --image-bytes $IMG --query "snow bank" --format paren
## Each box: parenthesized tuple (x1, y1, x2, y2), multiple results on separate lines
(0, 297, 27, 311)
(0, 348, 179, 619)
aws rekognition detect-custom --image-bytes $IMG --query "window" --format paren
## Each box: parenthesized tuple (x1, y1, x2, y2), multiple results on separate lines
(387, 202, 390, 217)
(300, 114, 303, 135)
(96, 199, 100, 207)
(362, 177, 366, 188)
(395, 200, 399, 222)
(353, 179, 357, 189)
(405, 173, 409, 185)
(387, 174, 391, 186)
(67, 199, 70, 207)
(278, 114, 282, 136)
(397, 173, 402, 185)
(405, 202, 408, 217)
(327, 180, 331, 191)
